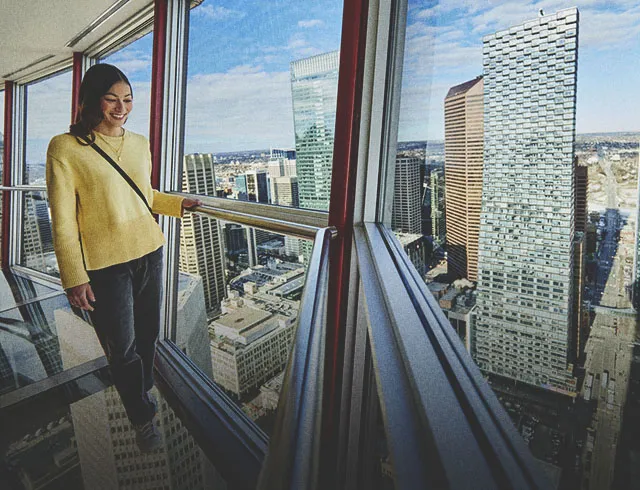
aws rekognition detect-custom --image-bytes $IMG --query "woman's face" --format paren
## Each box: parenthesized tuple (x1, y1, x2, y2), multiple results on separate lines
(98, 81, 133, 133)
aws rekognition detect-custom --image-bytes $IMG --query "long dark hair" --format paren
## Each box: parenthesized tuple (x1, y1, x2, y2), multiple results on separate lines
(70, 63, 132, 143)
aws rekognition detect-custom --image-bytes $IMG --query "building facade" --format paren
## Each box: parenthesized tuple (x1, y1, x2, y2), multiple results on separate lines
(290, 51, 339, 212)
(180, 153, 226, 317)
(444, 76, 484, 282)
(392, 156, 422, 235)
(270, 176, 299, 208)
(474, 8, 580, 394)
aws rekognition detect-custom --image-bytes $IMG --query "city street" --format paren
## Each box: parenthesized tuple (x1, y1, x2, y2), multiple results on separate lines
(580, 161, 640, 489)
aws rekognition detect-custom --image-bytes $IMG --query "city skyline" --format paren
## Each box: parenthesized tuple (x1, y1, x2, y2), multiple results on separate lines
(11, 0, 640, 165)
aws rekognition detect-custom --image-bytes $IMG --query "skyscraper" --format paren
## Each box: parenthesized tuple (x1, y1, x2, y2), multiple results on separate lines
(474, 8, 579, 394)
(270, 176, 299, 208)
(444, 76, 484, 281)
(244, 170, 269, 203)
(392, 156, 422, 234)
(180, 153, 226, 317)
(22, 194, 46, 271)
(429, 167, 446, 247)
(290, 51, 339, 212)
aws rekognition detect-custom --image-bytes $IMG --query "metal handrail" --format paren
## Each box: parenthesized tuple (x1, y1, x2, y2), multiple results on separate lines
(257, 226, 333, 490)
(0, 185, 47, 192)
(0, 187, 332, 241)
(170, 192, 330, 241)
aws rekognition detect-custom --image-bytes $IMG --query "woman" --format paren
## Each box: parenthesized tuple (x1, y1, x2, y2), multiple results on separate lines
(46, 63, 200, 452)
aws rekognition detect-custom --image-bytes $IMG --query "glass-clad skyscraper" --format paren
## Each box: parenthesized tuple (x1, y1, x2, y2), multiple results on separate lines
(474, 8, 580, 394)
(290, 51, 339, 211)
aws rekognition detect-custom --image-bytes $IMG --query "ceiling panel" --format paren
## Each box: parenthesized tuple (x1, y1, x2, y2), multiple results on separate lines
(0, 0, 152, 84)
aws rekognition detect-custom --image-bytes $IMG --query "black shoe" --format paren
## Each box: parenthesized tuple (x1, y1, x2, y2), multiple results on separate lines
(146, 391, 158, 413)
(134, 419, 162, 453)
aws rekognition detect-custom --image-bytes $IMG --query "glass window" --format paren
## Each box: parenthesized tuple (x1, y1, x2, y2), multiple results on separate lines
(181, 0, 343, 212)
(20, 190, 57, 277)
(22, 72, 71, 276)
(24, 71, 72, 185)
(175, 214, 310, 436)
(101, 32, 154, 138)
(389, 2, 640, 486)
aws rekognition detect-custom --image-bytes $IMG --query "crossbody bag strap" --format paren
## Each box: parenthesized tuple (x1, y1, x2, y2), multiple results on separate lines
(80, 135, 153, 215)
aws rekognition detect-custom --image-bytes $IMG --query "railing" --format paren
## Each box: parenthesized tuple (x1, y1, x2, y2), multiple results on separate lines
(171, 192, 329, 240)
(257, 225, 334, 490)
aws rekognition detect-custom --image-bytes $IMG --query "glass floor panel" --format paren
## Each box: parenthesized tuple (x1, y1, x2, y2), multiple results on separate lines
(0, 269, 60, 313)
(0, 369, 229, 490)
(0, 292, 104, 397)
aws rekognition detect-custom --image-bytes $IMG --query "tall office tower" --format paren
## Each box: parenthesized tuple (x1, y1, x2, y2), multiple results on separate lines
(271, 176, 299, 208)
(66, 273, 222, 490)
(290, 50, 339, 212)
(392, 156, 422, 234)
(271, 148, 296, 160)
(267, 158, 285, 179)
(572, 231, 586, 361)
(33, 193, 53, 253)
(234, 174, 249, 201)
(180, 153, 226, 317)
(572, 161, 588, 358)
(575, 162, 588, 234)
(430, 168, 446, 246)
(474, 8, 579, 394)
(268, 156, 297, 179)
(244, 170, 269, 203)
(444, 76, 484, 281)
(22, 194, 46, 271)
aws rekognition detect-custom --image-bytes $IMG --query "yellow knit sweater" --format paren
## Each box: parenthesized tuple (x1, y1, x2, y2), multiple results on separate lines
(46, 131, 185, 290)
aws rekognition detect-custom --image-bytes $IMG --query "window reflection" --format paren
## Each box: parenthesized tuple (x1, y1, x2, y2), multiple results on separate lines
(1, 382, 227, 489)
(391, 2, 640, 487)
(182, 0, 342, 212)
(176, 214, 309, 435)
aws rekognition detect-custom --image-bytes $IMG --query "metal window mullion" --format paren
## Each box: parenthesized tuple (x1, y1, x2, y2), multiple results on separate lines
(160, 0, 189, 343)
(376, 0, 406, 227)
(358, 222, 515, 489)
(352, 223, 433, 488)
(9, 84, 27, 266)
(380, 224, 547, 487)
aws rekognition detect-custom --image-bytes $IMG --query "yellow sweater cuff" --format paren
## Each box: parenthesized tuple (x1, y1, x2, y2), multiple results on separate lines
(152, 191, 185, 218)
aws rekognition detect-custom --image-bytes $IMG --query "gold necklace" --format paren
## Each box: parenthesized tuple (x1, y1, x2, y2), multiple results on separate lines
(96, 130, 125, 162)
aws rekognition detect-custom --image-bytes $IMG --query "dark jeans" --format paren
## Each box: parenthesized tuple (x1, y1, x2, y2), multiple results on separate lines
(87, 246, 163, 426)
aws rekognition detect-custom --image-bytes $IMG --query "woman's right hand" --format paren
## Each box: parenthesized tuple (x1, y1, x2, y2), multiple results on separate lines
(66, 283, 96, 311)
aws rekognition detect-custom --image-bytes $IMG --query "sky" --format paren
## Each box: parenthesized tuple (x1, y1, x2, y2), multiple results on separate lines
(20, 0, 640, 162)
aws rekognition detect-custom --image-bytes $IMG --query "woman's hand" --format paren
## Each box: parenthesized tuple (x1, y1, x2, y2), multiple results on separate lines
(182, 198, 203, 212)
(66, 283, 96, 311)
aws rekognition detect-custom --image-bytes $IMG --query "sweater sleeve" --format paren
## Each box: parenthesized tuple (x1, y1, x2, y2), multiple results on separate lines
(144, 138, 185, 218)
(151, 190, 185, 218)
(46, 153, 90, 289)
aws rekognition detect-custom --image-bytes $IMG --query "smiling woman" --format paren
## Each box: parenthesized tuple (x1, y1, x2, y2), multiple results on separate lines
(102, 31, 154, 137)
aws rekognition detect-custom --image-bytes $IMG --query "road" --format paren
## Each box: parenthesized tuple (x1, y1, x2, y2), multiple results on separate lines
(580, 196, 638, 488)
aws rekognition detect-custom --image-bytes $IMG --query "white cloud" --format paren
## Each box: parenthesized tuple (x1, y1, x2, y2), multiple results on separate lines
(106, 50, 152, 77)
(183, 66, 295, 152)
(193, 4, 245, 21)
(26, 72, 73, 142)
(298, 19, 324, 28)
